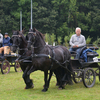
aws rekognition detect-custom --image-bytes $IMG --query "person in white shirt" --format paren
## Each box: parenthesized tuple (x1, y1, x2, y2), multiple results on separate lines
(0, 30, 3, 47)
(69, 27, 86, 59)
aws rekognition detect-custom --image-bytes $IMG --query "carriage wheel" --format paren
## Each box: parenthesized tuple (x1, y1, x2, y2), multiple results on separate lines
(73, 71, 82, 83)
(95, 68, 100, 81)
(95, 68, 99, 76)
(1, 60, 10, 74)
(14, 62, 22, 72)
(83, 68, 96, 88)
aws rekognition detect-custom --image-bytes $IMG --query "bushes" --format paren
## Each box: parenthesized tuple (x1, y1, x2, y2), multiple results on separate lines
(44, 33, 98, 47)
(44, 33, 56, 45)
(93, 37, 100, 46)
(64, 36, 69, 47)
(86, 36, 92, 44)
(63, 32, 74, 47)
(57, 36, 62, 45)
(51, 33, 56, 45)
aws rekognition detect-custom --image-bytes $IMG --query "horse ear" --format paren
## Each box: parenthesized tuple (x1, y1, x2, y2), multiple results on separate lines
(17, 31, 19, 35)
(22, 28, 26, 34)
(25, 35, 28, 40)
(33, 27, 36, 32)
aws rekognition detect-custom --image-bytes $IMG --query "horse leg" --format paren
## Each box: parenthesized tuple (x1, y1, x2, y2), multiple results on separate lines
(25, 66, 36, 89)
(65, 63, 73, 85)
(57, 75, 64, 89)
(54, 69, 60, 86)
(47, 70, 53, 88)
(42, 71, 48, 92)
(55, 68, 65, 89)
(22, 66, 33, 89)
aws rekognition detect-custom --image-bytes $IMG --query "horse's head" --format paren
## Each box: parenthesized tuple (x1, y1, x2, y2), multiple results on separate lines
(26, 28, 36, 50)
(10, 31, 19, 52)
(11, 30, 27, 53)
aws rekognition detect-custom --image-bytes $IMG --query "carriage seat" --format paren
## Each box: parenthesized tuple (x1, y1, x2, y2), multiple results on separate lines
(70, 46, 87, 59)
(70, 51, 77, 58)
(79, 46, 99, 58)
(87, 52, 99, 57)
(79, 46, 87, 57)
(89, 47, 99, 50)
(79, 46, 99, 62)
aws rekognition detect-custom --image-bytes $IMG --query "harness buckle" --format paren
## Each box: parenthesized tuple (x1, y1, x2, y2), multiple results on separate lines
(48, 55, 51, 59)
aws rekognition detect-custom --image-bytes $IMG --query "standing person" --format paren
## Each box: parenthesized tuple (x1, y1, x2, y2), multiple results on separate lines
(0, 30, 3, 47)
(69, 27, 86, 59)
(0, 32, 12, 56)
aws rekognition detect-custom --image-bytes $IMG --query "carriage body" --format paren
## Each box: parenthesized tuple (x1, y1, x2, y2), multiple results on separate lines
(0, 54, 21, 74)
(70, 44, 100, 88)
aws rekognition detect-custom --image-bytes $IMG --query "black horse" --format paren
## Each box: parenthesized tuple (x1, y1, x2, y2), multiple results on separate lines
(10, 30, 34, 89)
(25, 28, 72, 92)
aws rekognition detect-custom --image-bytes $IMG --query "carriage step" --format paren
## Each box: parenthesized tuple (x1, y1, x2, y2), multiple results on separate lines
(23, 60, 32, 63)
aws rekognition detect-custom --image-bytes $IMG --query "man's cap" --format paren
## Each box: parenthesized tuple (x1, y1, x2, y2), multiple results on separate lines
(5, 32, 8, 35)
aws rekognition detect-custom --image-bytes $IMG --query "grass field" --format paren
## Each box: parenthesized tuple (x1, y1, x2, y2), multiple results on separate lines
(0, 50, 100, 100)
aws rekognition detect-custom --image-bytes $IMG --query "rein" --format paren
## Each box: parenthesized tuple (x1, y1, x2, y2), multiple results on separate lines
(12, 35, 22, 37)
(31, 53, 72, 73)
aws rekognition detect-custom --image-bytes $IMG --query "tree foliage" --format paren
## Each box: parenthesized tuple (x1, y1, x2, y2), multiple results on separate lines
(0, 0, 100, 43)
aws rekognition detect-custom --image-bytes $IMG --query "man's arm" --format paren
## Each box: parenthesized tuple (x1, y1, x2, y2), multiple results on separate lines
(78, 36, 86, 47)
(69, 35, 74, 47)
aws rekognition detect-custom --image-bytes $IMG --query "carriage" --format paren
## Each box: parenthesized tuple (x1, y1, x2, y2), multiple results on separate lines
(9, 28, 100, 92)
(0, 53, 21, 74)
(71, 44, 100, 88)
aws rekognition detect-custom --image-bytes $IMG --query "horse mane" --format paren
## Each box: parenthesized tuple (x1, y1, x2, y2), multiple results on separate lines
(19, 33, 27, 45)
(34, 28, 45, 41)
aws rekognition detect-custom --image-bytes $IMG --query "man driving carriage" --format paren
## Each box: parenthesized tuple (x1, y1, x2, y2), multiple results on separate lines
(69, 27, 86, 59)
(0, 33, 12, 56)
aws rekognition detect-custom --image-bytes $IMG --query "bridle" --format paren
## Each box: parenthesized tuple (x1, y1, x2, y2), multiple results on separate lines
(11, 34, 28, 51)
(11, 35, 22, 47)
(27, 32, 36, 45)
(27, 31, 46, 49)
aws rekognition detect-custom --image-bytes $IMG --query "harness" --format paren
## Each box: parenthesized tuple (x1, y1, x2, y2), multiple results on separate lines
(47, 45, 55, 69)
(30, 45, 71, 72)
(13, 32, 71, 73)
(11, 34, 28, 60)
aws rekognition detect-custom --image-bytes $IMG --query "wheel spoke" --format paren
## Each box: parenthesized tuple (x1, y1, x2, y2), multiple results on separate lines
(83, 68, 96, 88)
(1, 60, 10, 74)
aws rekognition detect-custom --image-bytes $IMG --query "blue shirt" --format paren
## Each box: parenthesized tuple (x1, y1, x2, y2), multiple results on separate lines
(2, 37, 12, 47)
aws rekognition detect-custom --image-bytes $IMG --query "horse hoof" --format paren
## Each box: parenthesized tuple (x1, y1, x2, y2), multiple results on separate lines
(56, 83, 60, 86)
(58, 86, 65, 90)
(68, 81, 74, 85)
(62, 83, 66, 87)
(42, 88, 48, 92)
(31, 84, 34, 88)
(58, 87, 63, 90)
(24, 84, 34, 89)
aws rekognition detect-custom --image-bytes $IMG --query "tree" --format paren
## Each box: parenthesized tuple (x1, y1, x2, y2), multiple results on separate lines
(57, 36, 62, 45)
(50, 33, 56, 45)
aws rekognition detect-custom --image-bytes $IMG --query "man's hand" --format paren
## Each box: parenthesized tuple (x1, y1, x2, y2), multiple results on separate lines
(76, 45, 78, 47)
(73, 45, 76, 48)
(73, 45, 78, 48)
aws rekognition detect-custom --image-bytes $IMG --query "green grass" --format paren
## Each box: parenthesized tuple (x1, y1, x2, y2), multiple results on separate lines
(0, 68, 100, 100)
(0, 49, 100, 100)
